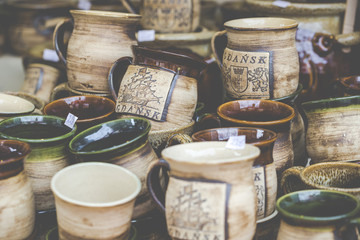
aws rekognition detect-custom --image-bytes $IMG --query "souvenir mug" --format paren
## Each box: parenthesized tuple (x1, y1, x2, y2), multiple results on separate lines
(147, 142, 260, 240)
(121, 0, 200, 33)
(53, 10, 141, 93)
(0, 140, 35, 239)
(51, 162, 141, 240)
(0, 115, 77, 211)
(212, 17, 299, 100)
(108, 45, 206, 131)
(277, 190, 360, 240)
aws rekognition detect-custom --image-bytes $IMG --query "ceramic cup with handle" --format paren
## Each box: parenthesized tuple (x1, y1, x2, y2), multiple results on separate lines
(51, 162, 141, 240)
(147, 141, 260, 240)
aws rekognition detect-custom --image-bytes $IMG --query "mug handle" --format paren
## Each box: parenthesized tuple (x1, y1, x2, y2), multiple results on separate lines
(301, 57, 319, 98)
(50, 83, 71, 102)
(120, 0, 138, 14)
(280, 166, 307, 194)
(195, 112, 222, 132)
(211, 30, 227, 68)
(108, 57, 133, 101)
(146, 159, 170, 214)
(165, 133, 193, 148)
(53, 18, 73, 66)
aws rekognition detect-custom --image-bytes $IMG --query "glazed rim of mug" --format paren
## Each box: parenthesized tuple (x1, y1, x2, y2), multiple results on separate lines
(301, 95, 360, 112)
(0, 93, 35, 115)
(161, 141, 260, 164)
(224, 17, 298, 31)
(43, 95, 116, 123)
(0, 115, 77, 143)
(0, 139, 31, 165)
(51, 162, 141, 207)
(300, 162, 360, 192)
(69, 117, 151, 155)
(70, 9, 141, 19)
(191, 127, 277, 146)
(217, 99, 295, 126)
(277, 189, 360, 225)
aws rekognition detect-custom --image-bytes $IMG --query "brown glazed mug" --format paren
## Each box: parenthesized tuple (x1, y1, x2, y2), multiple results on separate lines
(43, 95, 116, 133)
(217, 99, 295, 182)
(108, 45, 206, 131)
(147, 142, 260, 240)
(0, 140, 36, 240)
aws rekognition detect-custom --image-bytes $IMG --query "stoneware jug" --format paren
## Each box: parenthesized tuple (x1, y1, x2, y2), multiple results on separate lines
(121, 0, 200, 33)
(53, 10, 141, 94)
(0, 115, 77, 212)
(68, 117, 158, 219)
(276, 189, 360, 240)
(0, 140, 35, 240)
(301, 95, 360, 164)
(211, 17, 299, 100)
(147, 141, 260, 240)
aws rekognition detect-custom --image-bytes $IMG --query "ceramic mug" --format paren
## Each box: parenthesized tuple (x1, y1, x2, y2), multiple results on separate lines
(301, 95, 360, 164)
(0, 93, 35, 121)
(108, 46, 206, 131)
(51, 162, 141, 240)
(68, 117, 158, 219)
(0, 140, 36, 240)
(0, 115, 77, 211)
(276, 189, 360, 240)
(281, 162, 360, 200)
(43, 95, 116, 133)
(147, 142, 260, 240)
(211, 17, 299, 100)
(121, 0, 200, 33)
(53, 10, 141, 93)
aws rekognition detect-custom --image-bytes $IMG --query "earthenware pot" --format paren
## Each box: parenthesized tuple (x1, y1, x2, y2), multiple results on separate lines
(337, 75, 360, 97)
(301, 95, 360, 164)
(68, 117, 158, 218)
(147, 142, 260, 240)
(0, 140, 35, 239)
(217, 99, 295, 182)
(191, 127, 278, 220)
(43, 95, 116, 133)
(5, 0, 73, 56)
(0, 115, 77, 211)
(281, 162, 360, 200)
(51, 162, 141, 240)
(212, 17, 299, 99)
(121, 0, 200, 33)
(50, 82, 112, 102)
(276, 190, 360, 240)
(53, 10, 141, 93)
(108, 45, 206, 131)
(0, 93, 35, 121)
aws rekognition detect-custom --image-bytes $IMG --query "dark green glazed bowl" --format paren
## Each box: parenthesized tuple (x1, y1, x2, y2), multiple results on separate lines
(301, 95, 360, 113)
(277, 189, 360, 226)
(69, 117, 151, 161)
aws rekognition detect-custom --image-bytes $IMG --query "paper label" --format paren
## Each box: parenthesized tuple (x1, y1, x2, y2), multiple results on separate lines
(43, 49, 59, 62)
(222, 49, 272, 99)
(64, 113, 78, 129)
(137, 30, 156, 42)
(225, 135, 246, 150)
(115, 65, 175, 122)
(272, 0, 291, 8)
(253, 166, 266, 218)
(215, 128, 239, 141)
(166, 177, 228, 240)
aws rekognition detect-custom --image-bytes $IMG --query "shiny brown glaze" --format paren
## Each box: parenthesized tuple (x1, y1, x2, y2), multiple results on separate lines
(338, 75, 360, 96)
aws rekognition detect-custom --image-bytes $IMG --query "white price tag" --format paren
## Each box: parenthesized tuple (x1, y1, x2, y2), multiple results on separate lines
(42, 49, 59, 62)
(78, 0, 92, 10)
(64, 113, 78, 129)
(137, 30, 155, 42)
(272, 0, 291, 8)
(225, 135, 246, 150)
(216, 128, 238, 141)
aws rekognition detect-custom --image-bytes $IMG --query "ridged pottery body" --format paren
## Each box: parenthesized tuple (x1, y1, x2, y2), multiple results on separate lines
(0, 140, 35, 240)
(53, 10, 141, 93)
(0, 115, 77, 211)
(212, 17, 299, 100)
(302, 96, 360, 164)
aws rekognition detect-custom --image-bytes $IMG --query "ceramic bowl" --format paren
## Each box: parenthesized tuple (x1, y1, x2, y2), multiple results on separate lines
(0, 93, 35, 120)
(4, 91, 45, 114)
(338, 75, 360, 96)
(43, 95, 116, 132)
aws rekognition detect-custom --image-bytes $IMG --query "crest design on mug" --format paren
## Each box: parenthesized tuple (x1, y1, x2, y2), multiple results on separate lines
(222, 49, 273, 99)
(116, 65, 175, 121)
(166, 176, 229, 240)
